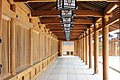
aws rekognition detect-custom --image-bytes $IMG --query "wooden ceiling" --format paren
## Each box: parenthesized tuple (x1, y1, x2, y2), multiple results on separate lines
(20, 1, 118, 40)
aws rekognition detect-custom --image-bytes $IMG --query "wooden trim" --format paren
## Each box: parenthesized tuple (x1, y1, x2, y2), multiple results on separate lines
(13, 0, 118, 2)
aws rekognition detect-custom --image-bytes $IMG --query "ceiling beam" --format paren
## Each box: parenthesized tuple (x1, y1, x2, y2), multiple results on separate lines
(46, 24, 88, 29)
(32, 10, 60, 16)
(104, 3, 118, 14)
(14, 0, 118, 2)
(40, 18, 93, 24)
(31, 10, 102, 17)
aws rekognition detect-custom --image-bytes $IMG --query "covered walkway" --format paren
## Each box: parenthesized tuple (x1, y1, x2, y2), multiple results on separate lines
(37, 56, 120, 80)
(0, 0, 120, 80)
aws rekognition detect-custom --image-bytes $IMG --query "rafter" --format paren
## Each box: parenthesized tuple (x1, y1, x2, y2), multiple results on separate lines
(104, 3, 118, 14)
(31, 10, 102, 17)
(40, 18, 93, 24)
(46, 24, 88, 30)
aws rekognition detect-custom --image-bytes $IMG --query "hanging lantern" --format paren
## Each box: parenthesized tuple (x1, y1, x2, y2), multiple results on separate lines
(64, 24, 71, 28)
(57, 0, 63, 10)
(57, 0, 76, 10)
(57, 0, 77, 41)
(64, 27, 71, 31)
(63, 0, 76, 10)
(62, 18, 72, 24)
(61, 10, 73, 18)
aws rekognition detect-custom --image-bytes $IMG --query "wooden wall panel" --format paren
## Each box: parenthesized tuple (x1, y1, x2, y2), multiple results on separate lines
(32, 29, 40, 63)
(1, 18, 11, 78)
(0, 1, 59, 80)
(15, 25, 30, 72)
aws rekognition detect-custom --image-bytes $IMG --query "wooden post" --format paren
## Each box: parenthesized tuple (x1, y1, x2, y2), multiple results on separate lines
(115, 42, 117, 56)
(79, 40, 81, 57)
(39, 31, 42, 61)
(94, 23, 99, 74)
(81, 36, 83, 60)
(58, 41, 61, 56)
(102, 17, 109, 80)
(10, 4, 16, 75)
(82, 35, 84, 61)
(85, 31, 87, 64)
(85, 30, 89, 65)
(83, 32, 86, 62)
(89, 28, 92, 68)
(30, 28, 33, 65)
(0, 0, 3, 66)
(82, 34, 84, 62)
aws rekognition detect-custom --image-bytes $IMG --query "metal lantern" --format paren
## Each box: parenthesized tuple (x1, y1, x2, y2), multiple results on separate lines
(64, 27, 71, 31)
(57, 0, 76, 10)
(57, 0, 77, 41)
(62, 18, 72, 24)
(63, 0, 76, 10)
(57, 0, 63, 10)
(64, 24, 71, 28)
(65, 31, 70, 41)
(61, 10, 73, 18)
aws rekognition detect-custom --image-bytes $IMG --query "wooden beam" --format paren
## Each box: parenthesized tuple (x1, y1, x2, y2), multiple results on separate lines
(32, 10, 60, 16)
(32, 10, 102, 17)
(14, 0, 118, 2)
(74, 10, 102, 17)
(105, 14, 119, 26)
(104, 3, 118, 14)
(41, 18, 93, 24)
(73, 19, 93, 24)
(46, 24, 88, 29)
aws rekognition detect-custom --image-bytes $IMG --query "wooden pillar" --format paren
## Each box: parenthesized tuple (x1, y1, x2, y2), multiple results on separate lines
(81, 36, 83, 60)
(94, 23, 99, 74)
(115, 42, 117, 56)
(102, 17, 109, 80)
(0, 0, 3, 65)
(84, 32, 86, 62)
(10, 4, 16, 75)
(82, 35, 84, 61)
(30, 29, 33, 65)
(82, 34, 84, 62)
(58, 40, 62, 56)
(40, 31, 42, 61)
(79, 40, 81, 57)
(89, 28, 92, 68)
(85, 31, 88, 65)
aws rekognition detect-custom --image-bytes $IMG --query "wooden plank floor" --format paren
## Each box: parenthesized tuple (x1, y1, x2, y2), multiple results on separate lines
(36, 56, 120, 80)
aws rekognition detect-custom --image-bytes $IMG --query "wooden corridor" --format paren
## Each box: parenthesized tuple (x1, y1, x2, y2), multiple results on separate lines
(0, 0, 120, 80)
